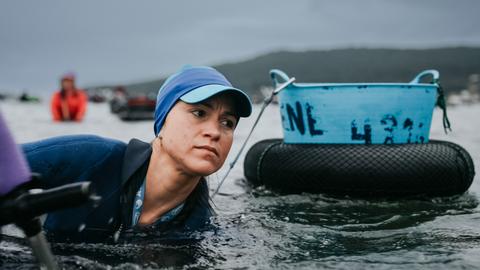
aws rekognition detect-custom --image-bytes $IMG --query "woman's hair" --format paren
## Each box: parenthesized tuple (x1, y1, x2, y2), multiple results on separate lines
(146, 136, 214, 230)
(60, 88, 78, 98)
(170, 177, 213, 228)
(146, 177, 213, 232)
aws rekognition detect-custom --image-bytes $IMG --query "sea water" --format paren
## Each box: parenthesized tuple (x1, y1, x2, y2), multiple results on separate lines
(1, 101, 479, 269)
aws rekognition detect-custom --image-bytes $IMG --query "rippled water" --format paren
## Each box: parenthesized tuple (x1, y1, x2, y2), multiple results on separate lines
(1, 101, 479, 269)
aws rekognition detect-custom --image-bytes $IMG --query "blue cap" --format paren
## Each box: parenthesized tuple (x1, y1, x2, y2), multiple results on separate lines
(154, 66, 252, 135)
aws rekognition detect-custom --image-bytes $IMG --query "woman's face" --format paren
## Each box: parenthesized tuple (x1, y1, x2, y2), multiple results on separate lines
(61, 79, 75, 91)
(159, 93, 238, 176)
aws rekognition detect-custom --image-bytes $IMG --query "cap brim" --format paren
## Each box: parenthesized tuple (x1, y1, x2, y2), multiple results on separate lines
(180, 84, 252, 117)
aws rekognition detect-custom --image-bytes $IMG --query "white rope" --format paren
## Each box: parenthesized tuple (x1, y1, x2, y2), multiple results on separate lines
(212, 77, 296, 198)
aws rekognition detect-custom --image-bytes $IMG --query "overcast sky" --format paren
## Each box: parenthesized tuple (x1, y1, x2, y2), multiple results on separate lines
(1, 0, 479, 94)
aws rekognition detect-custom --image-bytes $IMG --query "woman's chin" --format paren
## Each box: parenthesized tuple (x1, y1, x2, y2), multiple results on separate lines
(185, 160, 223, 176)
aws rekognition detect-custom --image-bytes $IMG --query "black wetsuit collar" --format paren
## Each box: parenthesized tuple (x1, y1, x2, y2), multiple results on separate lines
(120, 138, 152, 187)
(119, 138, 152, 228)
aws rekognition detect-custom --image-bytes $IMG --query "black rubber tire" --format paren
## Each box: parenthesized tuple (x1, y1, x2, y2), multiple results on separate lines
(244, 139, 475, 197)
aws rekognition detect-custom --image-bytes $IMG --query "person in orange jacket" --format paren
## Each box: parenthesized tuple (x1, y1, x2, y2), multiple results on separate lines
(50, 73, 87, 122)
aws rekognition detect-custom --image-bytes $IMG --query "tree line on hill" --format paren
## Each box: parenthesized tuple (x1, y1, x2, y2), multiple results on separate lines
(101, 47, 480, 100)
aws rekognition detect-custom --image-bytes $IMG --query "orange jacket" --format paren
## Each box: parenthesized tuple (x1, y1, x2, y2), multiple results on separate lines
(50, 90, 87, 121)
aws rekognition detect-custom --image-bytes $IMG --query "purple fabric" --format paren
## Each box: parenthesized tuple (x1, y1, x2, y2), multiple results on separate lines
(0, 112, 30, 196)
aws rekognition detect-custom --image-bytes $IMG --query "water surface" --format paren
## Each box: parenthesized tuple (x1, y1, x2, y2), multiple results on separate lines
(1, 102, 479, 269)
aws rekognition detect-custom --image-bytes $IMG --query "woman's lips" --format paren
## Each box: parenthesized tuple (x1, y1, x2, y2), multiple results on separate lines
(195, 145, 219, 156)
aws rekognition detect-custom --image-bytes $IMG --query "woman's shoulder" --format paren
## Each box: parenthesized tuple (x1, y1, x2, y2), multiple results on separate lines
(22, 134, 126, 155)
(22, 135, 129, 187)
(22, 135, 128, 171)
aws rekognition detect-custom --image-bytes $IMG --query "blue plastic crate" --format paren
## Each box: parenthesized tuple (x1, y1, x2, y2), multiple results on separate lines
(270, 69, 440, 144)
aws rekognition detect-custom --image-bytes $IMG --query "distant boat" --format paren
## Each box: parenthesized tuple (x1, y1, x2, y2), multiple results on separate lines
(109, 87, 156, 121)
(87, 87, 111, 103)
(18, 93, 40, 103)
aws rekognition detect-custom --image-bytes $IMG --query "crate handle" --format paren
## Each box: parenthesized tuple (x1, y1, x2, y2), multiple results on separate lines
(410, 69, 451, 133)
(270, 69, 292, 87)
(410, 69, 440, 84)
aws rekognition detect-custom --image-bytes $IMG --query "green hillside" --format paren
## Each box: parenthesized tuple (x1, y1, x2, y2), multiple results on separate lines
(113, 47, 480, 98)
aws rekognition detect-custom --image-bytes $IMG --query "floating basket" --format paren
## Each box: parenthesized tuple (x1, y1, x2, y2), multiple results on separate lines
(271, 69, 445, 144)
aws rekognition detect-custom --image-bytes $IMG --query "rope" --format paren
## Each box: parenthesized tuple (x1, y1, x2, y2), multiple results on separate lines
(435, 82, 452, 134)
(212, 77, 295, 198)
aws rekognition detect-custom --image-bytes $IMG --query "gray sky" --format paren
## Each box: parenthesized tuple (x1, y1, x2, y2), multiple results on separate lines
(1, 0, 479, 94)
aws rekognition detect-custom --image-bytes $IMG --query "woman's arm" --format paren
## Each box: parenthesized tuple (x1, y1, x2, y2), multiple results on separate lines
(50, 92, 63, 121)
(74, 90, 88, 121)
(22, 135, 124, 188)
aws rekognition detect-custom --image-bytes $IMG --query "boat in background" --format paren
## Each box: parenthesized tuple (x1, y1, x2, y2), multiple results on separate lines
(109, 86, 156, 121)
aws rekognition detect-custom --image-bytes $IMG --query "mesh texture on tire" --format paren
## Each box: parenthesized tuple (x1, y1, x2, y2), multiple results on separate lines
(244, 139, 475, 197)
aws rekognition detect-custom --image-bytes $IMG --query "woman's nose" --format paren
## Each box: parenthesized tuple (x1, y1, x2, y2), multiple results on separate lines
(203, 119, 221, 140)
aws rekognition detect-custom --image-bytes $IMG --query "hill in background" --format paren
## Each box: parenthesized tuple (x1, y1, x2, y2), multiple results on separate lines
(95, 47, 480, 100)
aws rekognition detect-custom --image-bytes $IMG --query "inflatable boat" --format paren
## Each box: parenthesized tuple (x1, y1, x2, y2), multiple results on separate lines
(243, 69, 475, 197)
(244, 139, 475, 197)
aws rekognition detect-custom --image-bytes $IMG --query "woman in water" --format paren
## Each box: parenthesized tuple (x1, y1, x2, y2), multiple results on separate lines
(23, 66, 252, 241)
(50, 73, 88, 122)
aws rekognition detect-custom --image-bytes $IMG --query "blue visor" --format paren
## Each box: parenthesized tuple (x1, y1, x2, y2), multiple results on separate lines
(180, 84, 252, 117)
(154, 66, 252, 135)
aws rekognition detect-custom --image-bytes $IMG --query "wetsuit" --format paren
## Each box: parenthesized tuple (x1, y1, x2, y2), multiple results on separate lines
(22, 135, 212, 242)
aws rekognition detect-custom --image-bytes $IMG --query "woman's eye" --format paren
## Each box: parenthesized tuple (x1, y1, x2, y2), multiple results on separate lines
(192, 109, 206, 117)
(221, 119, 235, 129)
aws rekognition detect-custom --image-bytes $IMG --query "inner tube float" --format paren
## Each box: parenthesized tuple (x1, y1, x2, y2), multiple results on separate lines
(244, 139, 475, 197)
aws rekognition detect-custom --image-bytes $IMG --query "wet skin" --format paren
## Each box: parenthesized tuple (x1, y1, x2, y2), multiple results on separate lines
(159, 93, 238, 176)
(138, 93, 238, 225)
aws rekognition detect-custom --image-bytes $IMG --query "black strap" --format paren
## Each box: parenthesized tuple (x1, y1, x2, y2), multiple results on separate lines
(435, 80, 452, 134)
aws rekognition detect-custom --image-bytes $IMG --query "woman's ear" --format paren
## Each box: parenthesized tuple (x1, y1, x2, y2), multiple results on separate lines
(157, 135, 163, 147)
